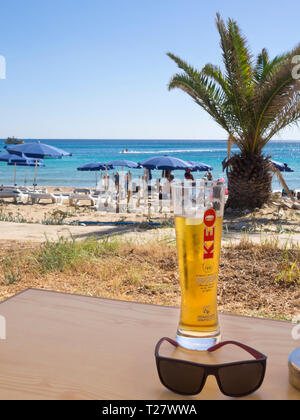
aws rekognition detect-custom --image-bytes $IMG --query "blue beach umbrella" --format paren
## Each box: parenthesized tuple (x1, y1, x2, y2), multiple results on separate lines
(105, 159, 140, 169)
(77, 162, 113, 187)
(6, 141, 72, 159)
(77, 162, 112, 171)
(271, 160, 294, 172)
(0, 152, 42, 185)
(0, 152, 22, 162)
(6, 142, 70, 187)
(8, 157, 45, 166)
(140, 156, 192, 170)
(186, 161, 213, 172)
(7, 156, 45, 186)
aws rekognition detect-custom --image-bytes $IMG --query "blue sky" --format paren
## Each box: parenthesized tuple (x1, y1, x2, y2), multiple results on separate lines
(0, 0, 299, 140)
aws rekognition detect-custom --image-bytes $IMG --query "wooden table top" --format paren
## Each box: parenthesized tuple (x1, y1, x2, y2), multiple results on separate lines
(0, 289, 299, 400)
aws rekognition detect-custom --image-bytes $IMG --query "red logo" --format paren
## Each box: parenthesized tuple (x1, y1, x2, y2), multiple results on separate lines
(203, 209, 216, 260)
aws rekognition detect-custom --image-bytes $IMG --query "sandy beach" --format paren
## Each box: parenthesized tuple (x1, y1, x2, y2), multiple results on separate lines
(0, 185, 299, 233)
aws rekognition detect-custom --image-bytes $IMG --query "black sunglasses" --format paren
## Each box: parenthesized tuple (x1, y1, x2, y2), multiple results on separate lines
(155, 337, 267, 398)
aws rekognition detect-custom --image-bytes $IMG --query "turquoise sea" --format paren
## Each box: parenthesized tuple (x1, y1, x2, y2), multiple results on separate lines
(0, 139, 299, 191)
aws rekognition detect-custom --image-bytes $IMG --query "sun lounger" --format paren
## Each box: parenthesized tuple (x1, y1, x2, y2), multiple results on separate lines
(0, 186, 47, 194)
(27, 192, 59, 204)
(73, 188, 91, 194)
(91, 189, 101, 196)
(0, 186, 17, 191)
(59, 193, 95, 206)
(0, 190, 26, 203)
(0, 190, 20, 199)
(19, 187, 48, 194)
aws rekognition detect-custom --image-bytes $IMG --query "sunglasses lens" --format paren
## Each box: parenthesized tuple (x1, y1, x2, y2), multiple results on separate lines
(158, 359, 205, 395)
(218, 362, 264, 396)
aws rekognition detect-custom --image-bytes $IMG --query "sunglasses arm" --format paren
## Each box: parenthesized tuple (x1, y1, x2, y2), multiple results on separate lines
(207, 341, 265, 360)
(155, 337, 179, 357)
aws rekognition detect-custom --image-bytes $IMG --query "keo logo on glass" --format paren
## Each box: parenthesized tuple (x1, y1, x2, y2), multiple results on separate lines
(292, 56, 300, 80)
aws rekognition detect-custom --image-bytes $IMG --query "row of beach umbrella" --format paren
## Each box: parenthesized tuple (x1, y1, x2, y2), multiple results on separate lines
(77, 156, 294, 173)
(77, 156, 213, 172)
(77, 156, 295, 190)
(77, 157, 214, 187)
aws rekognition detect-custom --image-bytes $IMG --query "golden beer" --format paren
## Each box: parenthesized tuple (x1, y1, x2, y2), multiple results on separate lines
(175, 211, 222, 334)
(172, 180, 225, 350)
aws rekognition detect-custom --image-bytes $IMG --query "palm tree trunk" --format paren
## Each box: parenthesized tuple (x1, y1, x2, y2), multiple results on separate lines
(225, 154, 273, 209)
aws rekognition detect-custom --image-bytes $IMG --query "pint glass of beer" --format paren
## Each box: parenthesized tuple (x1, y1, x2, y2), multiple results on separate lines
(172, 180, 225, 351)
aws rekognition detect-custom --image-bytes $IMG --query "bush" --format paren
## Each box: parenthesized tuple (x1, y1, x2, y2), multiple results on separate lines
(31, 235, 121, 273)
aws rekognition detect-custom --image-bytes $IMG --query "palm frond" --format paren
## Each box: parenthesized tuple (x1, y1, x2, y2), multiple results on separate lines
(260, 92, 300, 149)
(254, 49, 289, 83)
(166, 53, 201, 80)
(226, 17, 253, 96)
(168, 71, 233, 134)
(202, 63, 230, 95)
(251, 44, 300, 152)
(254, 49, 269, 82)
(215, 15, 256, 141)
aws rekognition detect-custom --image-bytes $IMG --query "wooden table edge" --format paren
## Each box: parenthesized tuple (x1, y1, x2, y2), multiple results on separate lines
(0, 287, 292, 326)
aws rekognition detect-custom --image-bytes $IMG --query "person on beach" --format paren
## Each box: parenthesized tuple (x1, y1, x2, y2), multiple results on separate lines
(184, 168, 194, 181)
(115, 172, 120, 192)
(206, 170, 213, 181)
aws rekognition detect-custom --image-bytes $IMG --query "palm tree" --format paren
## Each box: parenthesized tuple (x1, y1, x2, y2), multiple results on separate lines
(167, 14, 300, 209)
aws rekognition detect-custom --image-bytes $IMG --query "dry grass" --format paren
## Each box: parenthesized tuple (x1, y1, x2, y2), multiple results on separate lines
(0, 235, 299, 320)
